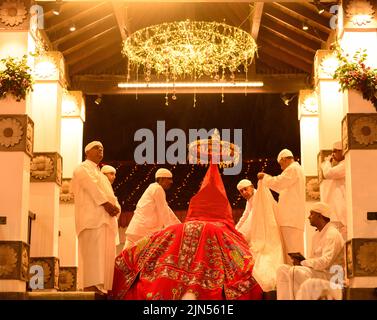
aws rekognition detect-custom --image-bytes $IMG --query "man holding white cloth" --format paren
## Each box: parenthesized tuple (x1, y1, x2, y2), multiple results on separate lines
(71, 141, 120, 294)
(235, 179, 255, 235)
(124, 168, 181, 248)
(257, 149, 305, 264)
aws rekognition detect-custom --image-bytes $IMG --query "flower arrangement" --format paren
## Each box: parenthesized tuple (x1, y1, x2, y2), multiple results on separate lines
(332, 44, 377, 111)
(0, 55, 33, 101)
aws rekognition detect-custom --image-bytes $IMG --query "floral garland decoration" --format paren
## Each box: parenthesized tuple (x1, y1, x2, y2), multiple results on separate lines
(332, 44, 377, 111)
(0, 55, 33, 101)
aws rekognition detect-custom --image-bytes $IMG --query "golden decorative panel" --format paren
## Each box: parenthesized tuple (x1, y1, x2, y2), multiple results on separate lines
(0, 241, 29, 281)
(58, 266, 77, 291)
(342, 113, 377, 154)
(29, 256, 59, 290)
(0, 114, 34, 157)
(30, 152, 62, 186)
(305, 176, 320, 202)
(59, 178, 74, 204)
(346, 238, 377, 278)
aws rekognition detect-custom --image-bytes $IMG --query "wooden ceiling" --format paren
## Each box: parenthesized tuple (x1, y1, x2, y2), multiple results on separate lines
(37, 1, 338, 94)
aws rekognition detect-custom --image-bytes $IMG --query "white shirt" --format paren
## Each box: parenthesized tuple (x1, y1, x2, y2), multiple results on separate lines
(301, 222, 344, 272)
(235, 192, 254, 232)
(126, 182, 180, 239)
(321, 160, 346, 225)
(71, 160, 118, 236)
(262, 161, 306, 230)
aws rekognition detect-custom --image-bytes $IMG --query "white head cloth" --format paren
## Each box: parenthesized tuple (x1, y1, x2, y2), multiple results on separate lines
(155, 168, 173, 179)
(84, 141, 103, 153)
(237, 179, 252, 191)
(333, 141, 342, 150)
(277, 149, 293, 162)
(101, 165, 116, 174)
(310, 202, 332, 219)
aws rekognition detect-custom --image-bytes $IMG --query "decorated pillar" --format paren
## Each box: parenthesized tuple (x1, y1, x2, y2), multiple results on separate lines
(0, 0, 35, 294)
(58, 91, 85, 291)
(298, 90, 320, 257)
(29, 52, 66, 291)
(314, 50, 344, 204)
(338, 0, 377, 299)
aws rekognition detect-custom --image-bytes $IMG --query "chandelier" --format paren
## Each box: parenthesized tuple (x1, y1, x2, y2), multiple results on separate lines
(122, 20, 258, 105)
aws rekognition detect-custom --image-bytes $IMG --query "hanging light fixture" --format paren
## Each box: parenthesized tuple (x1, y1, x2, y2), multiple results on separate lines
(302, 20, 309, 31)
(122, 20, 258, 106)
(313, 0, 325, 15)
(52, 0, 62, 16)
(69, 22, 76, 32)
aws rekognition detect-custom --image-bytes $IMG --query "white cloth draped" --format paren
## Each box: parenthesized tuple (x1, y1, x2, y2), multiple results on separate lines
(248, 181, 284, 292)
(125, 182, 180, 247)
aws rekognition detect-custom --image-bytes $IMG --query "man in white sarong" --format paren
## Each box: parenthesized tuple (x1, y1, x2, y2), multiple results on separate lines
(321, 141, 346, 240)
(124, 168, 181, 248)
(71, 141, 120, 294)
(235, 179, 255, 236)
(257, 149, 305, 264)
(276, 202, 344, 300)
(101, 165, 123, 254)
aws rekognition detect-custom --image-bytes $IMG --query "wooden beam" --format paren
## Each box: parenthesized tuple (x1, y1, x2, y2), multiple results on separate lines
(66, 36, 120, 66)
(259, 31, 314, 64)
(263, 4, 326, 44)
(257, 51, 304, 74)
(111, 1, 129, 40)
(258, 40, 312, 73)
(37, 1, 337, 3)
(262, 15, 319, 52)
(71, 73, 309, 95)
(45, 2, 108, 33)
(250, 2, 264, 40)
(61, 27, 118, 56)
(52, 13, 115, 47)
(260, 24, 316, 54)
(272, 2, 332, 34)
(69, 46, 122, 75)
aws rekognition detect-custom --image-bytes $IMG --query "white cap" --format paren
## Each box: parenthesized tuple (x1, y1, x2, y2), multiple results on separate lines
(333, 141, 342, 151)
(84, 141, 103, 153)
(310, 202, 332, 219)
(101, 165, 116, 174)
(237, 179, 252, 191)
(277, 148, 294, 162)
(155, 168, 173, 179)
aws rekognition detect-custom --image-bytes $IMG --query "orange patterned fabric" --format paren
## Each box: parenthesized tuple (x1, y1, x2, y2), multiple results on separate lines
(111, 220, 262, 300)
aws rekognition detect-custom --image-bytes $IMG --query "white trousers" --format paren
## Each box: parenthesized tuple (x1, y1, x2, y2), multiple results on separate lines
(276, 264, 329, 300)
(280, 226, 304, 264)
(78, 224, 116, 291)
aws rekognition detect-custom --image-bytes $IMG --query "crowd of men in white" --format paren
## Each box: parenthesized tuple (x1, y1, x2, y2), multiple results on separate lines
(71, 140, 346, 299)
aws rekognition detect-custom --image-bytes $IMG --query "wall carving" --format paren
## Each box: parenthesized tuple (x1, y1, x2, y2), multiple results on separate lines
(29, 256, 59, 290)
(0, 114, 34, 157)
(60, 179, 74, 203)
(346, 238, 377, 278)
(30, 152, 62, 186)
(58, 267, 77, 291)
(0, 241, 29, 281)
(305, 176, 320, 201)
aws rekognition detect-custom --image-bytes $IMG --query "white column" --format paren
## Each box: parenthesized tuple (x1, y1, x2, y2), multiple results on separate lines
(58, 91, 85, 291)
(338, 0, 377, 298)
(298, 90, 320, 257)
(29, 52, 66, 290)
(0, 5, 36, 293)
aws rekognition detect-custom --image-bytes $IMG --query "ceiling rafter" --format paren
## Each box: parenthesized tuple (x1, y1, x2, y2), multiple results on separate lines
(61, 27, 119, 56)
(263, 5, 326, 44)
(250, 2, 264, 40)
(272, 2, 332, 34)
(66, 37, 120, 66)
(45, 2, 109, 33)
(52, 13, 115, 47)
(69, 46, 122, 75)
(111, 1, 129, 40)
(260, 24, 316, 54)
(260, 33, 314, 64)
(258, 40, 312, 73)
